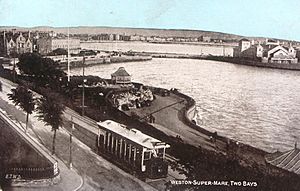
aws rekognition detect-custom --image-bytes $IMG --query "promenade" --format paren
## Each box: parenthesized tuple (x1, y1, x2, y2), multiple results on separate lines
(0, 77, 156, 191)
(125, 93, 268, 168)
(0, 78, 82, 191)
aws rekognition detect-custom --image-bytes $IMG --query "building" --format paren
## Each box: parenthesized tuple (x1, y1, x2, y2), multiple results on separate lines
(234, 38, 298, 64)
(202, 36, 211, 42)
(261, 45, 297, 64)
(111, 67, 131, 85)
(109, 34, 114, 41)
(96, 120, 170, 178)
(120, 35, 131, 41)
(233, 38, 251, 57)
(296, 48, 300, 60)
(130, 35, 142, 41)
(37, 37, 81, 55)
(146, 36, 154, 42)
(265, 144, 300, 175)
(0, 30, 34, 57)
(166, 37, 174, 42)
(235, 43, 264, 59)
(265, 39, 280, 47)
(153, 36, 165, 42)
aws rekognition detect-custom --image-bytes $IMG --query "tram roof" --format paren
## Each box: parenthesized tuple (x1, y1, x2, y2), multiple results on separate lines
(97, 120, 170, 149)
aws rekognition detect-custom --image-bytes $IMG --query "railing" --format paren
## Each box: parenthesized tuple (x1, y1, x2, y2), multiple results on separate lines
(5, 166, 57, 180)
(0, 111, 59, 181)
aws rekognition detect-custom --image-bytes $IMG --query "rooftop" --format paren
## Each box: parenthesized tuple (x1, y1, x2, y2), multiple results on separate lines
(265, 147, 300, 175)
(111, 67, 130, 77)
(4, 31, 32, 42)
(97, 120, 170, 149)
(239, 38, 250, 42)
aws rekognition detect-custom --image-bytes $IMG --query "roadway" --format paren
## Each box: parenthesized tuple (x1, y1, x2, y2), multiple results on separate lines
(0, 77, 157, 191)
(125, 94, 223, 151)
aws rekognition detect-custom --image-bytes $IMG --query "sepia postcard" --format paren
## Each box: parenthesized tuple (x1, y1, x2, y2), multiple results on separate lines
(0, 0, 300, 190)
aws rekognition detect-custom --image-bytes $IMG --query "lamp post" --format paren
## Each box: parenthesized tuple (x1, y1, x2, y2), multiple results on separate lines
(69, 116, 74, 169)
(67, 27, 70, 82)
(82, 56, 85, 116)
(10, 51, 17, 83)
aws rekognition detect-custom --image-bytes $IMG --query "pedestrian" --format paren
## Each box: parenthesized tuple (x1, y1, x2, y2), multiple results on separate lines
(213, 131, 218, 143)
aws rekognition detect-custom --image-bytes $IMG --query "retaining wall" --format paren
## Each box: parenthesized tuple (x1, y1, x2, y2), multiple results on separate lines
(0, 112, 60, 186)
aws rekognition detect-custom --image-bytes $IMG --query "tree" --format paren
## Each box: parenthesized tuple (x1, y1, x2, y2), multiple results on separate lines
(36, 90, 65, 155)
(8, 86, 35, 132)
(49, 48, 68, 56)
(17, 53, 66, 86)
(17, 52, 43, 76)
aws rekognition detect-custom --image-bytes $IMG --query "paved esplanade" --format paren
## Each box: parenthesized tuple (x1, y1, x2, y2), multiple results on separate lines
(0, 79, 82, 191)
(0, 77, 156, 191)
(125, 92, 267, 167)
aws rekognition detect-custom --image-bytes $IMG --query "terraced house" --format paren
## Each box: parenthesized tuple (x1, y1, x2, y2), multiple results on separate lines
(0, 30, 35, 57)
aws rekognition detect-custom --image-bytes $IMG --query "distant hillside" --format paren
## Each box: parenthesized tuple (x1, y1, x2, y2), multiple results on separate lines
(0, 26, 298, 44)
(0, 26, 243, 40)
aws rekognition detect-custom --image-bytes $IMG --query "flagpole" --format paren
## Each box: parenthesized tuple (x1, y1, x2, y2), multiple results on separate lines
(67, 27, 70, 82)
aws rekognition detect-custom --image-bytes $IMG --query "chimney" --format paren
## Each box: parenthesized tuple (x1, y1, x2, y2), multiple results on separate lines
(28, 30, 31, 39)
(12, 28, 16, 35)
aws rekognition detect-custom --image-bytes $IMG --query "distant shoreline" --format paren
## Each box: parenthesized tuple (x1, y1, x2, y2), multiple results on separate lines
(81, 40, 237, 47)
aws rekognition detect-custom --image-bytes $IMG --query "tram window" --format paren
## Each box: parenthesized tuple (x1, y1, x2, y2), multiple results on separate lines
(157, 148, 164, 157)
(144, 152, 151, 160)
(99, 135, 104, 145)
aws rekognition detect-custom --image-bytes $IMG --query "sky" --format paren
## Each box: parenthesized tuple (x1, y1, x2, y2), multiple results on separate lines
(0, 0, 300, 41)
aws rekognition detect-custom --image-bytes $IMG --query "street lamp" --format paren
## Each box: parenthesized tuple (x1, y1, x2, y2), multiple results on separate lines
(10, 50, 17, 82)
(82, 56, 86, 116)
(67, 27, 70, 82)
(69, 116, 74, 169)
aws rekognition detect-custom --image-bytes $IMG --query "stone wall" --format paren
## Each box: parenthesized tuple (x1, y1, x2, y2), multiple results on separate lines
(0, 112, 59, 186)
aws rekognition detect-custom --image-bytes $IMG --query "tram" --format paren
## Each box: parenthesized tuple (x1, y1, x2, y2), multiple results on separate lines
(96, 120, 170, 179)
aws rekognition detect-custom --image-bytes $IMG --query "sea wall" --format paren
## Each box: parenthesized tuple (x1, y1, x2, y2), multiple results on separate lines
(170, 89, 300, 179)
(171, 89, 271, 157)
(60, 55, 152, 70)
(110, 55, 152, 63)
(206, 56, 300, 71)
(185, 101, 196, 122)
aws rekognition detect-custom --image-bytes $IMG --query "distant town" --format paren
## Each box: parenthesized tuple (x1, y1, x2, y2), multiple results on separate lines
(1, 26, 300, 191)
(1, 27, 300, 58)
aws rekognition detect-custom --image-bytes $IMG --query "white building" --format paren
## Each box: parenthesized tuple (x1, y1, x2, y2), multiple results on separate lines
(234, 38, 298, 64)
(37, 38, 81, 55)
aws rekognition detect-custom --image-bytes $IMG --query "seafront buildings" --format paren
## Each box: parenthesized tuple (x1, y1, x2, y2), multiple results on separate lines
(0, 30, 35, 57)
(0, 29, 80, 57)
(37, 37, 81, 55)
(0, 29, 224, 58)
(234, 38, 299, 64)
(1, 29, 300, 62)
